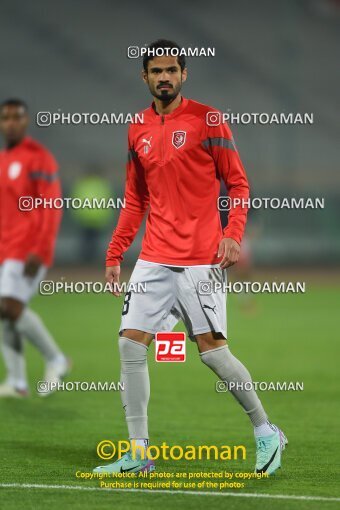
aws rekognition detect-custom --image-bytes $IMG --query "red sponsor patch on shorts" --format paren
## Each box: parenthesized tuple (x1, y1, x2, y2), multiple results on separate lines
(155, 332, 186, 362)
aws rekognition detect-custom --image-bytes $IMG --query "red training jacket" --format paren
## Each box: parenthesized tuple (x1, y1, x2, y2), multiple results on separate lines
(0, 137, 62, 267)
(106, 97, 249, 266)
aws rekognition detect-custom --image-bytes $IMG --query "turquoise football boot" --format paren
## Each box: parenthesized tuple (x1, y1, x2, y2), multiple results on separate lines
(255, 426, 288, 475)
(93, 450, 155, 474)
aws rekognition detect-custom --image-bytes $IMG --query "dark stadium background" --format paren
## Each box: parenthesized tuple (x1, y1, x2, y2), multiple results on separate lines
(1, 0, 339, 268)
(0, 1, 339, 509)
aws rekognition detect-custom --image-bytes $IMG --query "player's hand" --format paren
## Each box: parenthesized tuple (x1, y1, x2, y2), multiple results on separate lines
(105, 265, 121, 297)
(218, 238, 240, 269)
(24, 253, 43, 277)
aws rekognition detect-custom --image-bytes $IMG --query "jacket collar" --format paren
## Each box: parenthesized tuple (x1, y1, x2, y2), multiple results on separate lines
(150, 96, 189, 120)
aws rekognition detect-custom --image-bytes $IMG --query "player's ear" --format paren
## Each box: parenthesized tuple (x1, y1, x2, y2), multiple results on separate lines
(181, 68, 188, 83)
(142, 70, 148, 84)
(22, 114, 29, 130)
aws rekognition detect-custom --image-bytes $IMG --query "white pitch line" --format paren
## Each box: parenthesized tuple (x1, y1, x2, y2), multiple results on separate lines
(0, 483, 339, 503)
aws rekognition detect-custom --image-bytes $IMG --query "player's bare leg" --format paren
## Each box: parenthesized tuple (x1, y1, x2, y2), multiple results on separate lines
(122, 328, 153, 346)
(196, 331, 287, 474)
(0, 297, 68, 397)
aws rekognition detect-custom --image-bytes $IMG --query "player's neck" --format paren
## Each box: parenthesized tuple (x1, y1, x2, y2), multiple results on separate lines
(153, 94, 182, 116)
(6, 136, 25, 150)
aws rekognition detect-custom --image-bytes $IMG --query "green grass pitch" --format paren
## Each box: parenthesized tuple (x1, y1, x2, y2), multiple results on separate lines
(0, 282, 339, 509)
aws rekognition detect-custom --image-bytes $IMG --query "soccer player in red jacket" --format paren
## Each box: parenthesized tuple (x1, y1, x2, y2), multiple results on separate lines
(94, 40, 287, 475)
(0, 99, 68, 397)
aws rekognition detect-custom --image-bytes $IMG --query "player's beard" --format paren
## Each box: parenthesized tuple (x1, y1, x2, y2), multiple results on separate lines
(151, 81, 182, 102)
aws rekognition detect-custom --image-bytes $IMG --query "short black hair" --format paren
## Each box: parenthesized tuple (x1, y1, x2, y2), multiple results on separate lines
(143, 39, 186, 72)
(0, 98, 28, 112)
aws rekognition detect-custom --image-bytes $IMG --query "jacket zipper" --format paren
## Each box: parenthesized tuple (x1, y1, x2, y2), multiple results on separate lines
(161, 115, 165, 165)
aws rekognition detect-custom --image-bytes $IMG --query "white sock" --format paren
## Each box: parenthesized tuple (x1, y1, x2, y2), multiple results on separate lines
(15, 308, 62, 362)
(200, 345, 268, 426)
(254, 420, 277, 437)
(119, 337, 150, 439)
(1, 320, 27, 390)
(47, 353, 67, 367)
(131, 439, 149, 458)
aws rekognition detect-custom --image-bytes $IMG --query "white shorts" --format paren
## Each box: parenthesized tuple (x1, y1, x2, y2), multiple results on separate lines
(119, 260, 227, 341)
(0, 259, 47, 304)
